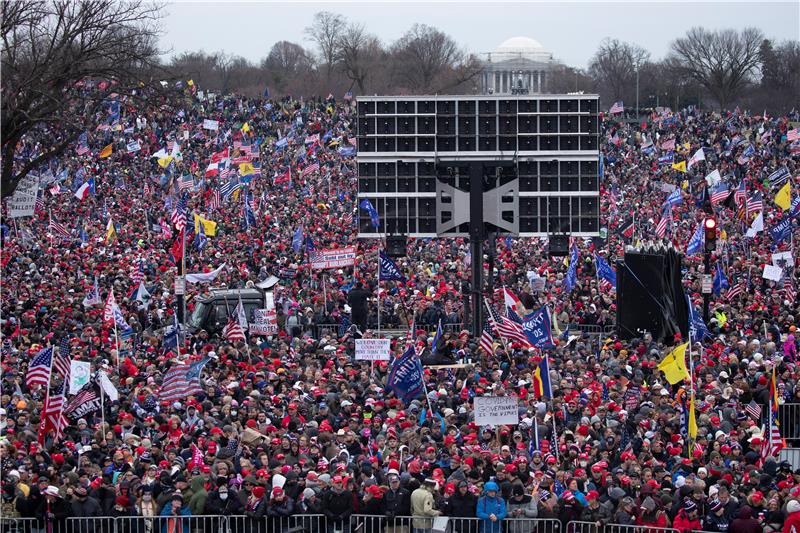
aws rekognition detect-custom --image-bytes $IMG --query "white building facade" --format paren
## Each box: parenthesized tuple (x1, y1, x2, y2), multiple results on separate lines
(480, 37, 555, 95)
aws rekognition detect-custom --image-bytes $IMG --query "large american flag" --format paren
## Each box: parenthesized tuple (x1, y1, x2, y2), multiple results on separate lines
(171, 194, 188, 231)
(48, 217, 72, 240)
(725, 280, 746, 300)
(208, 188, 221, 210)
(301, 162, 320, 178)
(54, 336, 71, 378)
(761, 369, 784, 465)
(498, 308, 532, 348)
(158, 358, 210, 402)
(26, 347, 54, 388)
(746, 192, 763, 216)
(130, 260, 145, 285)
(480, 300, 503, 354)
(655, 207, 671, 238)
(710, 182, 730, 204)
(734, 181, 747, 205)
(609, 101, 624, 114)
(745, 400, 762, 421)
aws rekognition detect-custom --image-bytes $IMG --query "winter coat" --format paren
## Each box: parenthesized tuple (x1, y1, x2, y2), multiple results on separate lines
(411, 487, 441, 529)
(782, 511, 800, 533)
(322, 488, 353, 524)
(204, 490, 244, 515)
(673, 509, 702, 533)
(476, 494, 507, 533)
(384, 487, 411, 519)
(706, 512, 732, 533)
(580, 502, 613, 525)
(506, 494, 538, 533)
(159, 504, 192, 533)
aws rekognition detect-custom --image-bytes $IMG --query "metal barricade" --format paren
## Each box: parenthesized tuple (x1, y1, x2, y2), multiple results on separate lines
(566, 521, 601, 533)
(65, 516, 117, 533)
(604, 524, 679, 533)
(349, 515, 560, 533)
(0, 518, 37, 533)
(779, 403, 800, 447)
(315, 323, 342, 338)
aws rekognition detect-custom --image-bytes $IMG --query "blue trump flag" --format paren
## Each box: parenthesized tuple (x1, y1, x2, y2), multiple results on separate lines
(431, 319, 443, 353)
(292, 226, 303, 253)
(664, 188, 682, 208)
(686, 223, 704, 255)
(790, 196, 800, 220)
(387, 344, 424, 405)
(594, 254, 617, 290)
(686, 292, 710, 343)
(712, 264, 729, 296)
(771, 218, 793, 245)
(521, 306, 555, 349)
(563, 243, 579, 292)
(379, 250, 406, 281)
(359, 199, 380, 229)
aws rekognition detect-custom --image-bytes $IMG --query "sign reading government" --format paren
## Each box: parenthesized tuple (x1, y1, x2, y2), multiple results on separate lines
(474, 396, 519, 426)
(311, 246, 356, 270)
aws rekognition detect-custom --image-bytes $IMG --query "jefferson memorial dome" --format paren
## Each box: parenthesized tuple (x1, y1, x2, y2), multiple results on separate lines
(481, 37, 556, 95)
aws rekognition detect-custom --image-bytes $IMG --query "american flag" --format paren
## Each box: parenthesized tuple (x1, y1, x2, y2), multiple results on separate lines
(130, 260, 145, 285)
(734, 181, 746, 205)
(222, 316, 246, 342)
(784, 277, 796, 305)
(171, 194, 188, 231)
(208, 188, 221, 210)
(342, 210, 354, 227)
(302, 162, 320, 178)
(725, 280, 745, 300)
(220, 177, 241, 200)
(710, 182, 730, 204)
(63, 385, 98, 418)
(26, 347, 54, 388)
(498, 308, 532, 348)
(177, 175, 195, 192)
(480, 311, 499, 354)
(655, 207, 671, 238)
(746, 192, 763, 216)
(48, 216, 71, 240)
(158, 358, 210, 402)
(160, 219, 172, 240)
(761, 368, 784, 465)
(39, 378, 68, 444)
(745, 400, 762, 421)
(54, 336, 71, 378)
(609, 101, 624, 114)
(143, 182, 151, 196)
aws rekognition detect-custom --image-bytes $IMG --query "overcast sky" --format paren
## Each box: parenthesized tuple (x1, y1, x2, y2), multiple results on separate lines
(160, 1, 799, 69)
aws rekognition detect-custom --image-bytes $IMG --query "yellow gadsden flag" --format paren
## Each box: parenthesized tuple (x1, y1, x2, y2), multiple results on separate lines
(775, 182, 791, 210)
(98, 144, 113, 158)
(688, 391, 698, 440)
(194, 214, 217, 237)
(106, 218, 117, 244)
(671, 161, 687, 173)
(657, 342, 690, 384)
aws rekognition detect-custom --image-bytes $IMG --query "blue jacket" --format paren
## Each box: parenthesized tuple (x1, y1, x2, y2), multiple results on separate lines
(476, 494, 507, 533)
(159, 504, 191, 533)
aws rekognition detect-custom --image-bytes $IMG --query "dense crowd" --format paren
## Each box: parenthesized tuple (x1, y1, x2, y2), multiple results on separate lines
(2, 84, 800, 533)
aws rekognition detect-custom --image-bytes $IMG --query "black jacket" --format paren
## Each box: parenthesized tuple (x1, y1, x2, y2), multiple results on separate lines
(384, 487, 411, 518)
(205, 490, 244, 515)
(322, 488, 353, 522)
(445, 491, 477, 518)
(35, 497, 71, 533)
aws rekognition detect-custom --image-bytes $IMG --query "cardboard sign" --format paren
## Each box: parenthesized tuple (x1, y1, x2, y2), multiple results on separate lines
(474, 396, 519, 426)
(249, 309, 277, 335)
(763, 264, 784, 282)
(772, 252, 795, 268)
(355, 339, 391, 361)
(202, 119, 219, 131)
(8, 174, 39, 218)
(311, 246, 356, 270)
(69, 361, 91, 395)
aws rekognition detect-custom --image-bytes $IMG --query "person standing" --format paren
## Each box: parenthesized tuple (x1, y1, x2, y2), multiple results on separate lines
(411, 479, 442, 533)
(35, 486, 70, 533)
(476, 481, 506, 533)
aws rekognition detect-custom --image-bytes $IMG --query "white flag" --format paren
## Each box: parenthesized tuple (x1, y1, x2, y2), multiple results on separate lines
(687, 147, 706, 169)
(185, 263, 226, 284)
(97, 370, 119, 402)
(746, 212, 764, 237)
(704, 169, 721, 188)
(83, 278, 103, 307)
(235, 298, 248, 329)
(69, 361, 92, 395)
(133, 281, 151, 306)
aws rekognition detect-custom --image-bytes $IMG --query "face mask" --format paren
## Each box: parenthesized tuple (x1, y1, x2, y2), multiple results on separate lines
(143, 495, 152, 502)
(219, 492, 229, 501)
(580, 461, 588, 467)
(231, 411, 238, 417)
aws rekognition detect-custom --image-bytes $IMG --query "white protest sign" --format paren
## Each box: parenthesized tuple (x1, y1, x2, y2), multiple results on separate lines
(69, 361, 92, 394)
(772, 251, 795, 268)
(8, 174, 40, 218)
(355, 339, 392, 361)
(763, 264, 784, 282)
(203, 119, 219, 131)
(249, 309, 277, 335)
(660, 182, 677, 193)
(474, 396, 519, 426)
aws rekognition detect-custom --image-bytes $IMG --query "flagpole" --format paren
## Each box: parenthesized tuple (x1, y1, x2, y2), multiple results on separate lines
(551, 412, 559, 463)
(377, 244, 381, 335)
(100, 383, 106, 443)
(483, 297, 510, 353)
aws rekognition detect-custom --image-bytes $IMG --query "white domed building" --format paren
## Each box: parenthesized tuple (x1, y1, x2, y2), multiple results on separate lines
(480, 37, 555, 94)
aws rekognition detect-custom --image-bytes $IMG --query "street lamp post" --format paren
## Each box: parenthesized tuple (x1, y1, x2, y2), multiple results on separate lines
(635, 65, 640, 118)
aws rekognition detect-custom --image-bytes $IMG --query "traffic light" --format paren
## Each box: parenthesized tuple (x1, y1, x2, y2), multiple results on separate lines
(704, 217, 717, 253)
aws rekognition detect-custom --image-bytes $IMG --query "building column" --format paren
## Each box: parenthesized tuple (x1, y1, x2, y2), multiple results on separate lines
(537, 71, 542, 93)
(528, 71, 533, 93)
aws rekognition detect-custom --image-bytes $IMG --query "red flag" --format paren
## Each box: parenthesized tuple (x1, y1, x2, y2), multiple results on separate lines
(171, 231, 184, 263)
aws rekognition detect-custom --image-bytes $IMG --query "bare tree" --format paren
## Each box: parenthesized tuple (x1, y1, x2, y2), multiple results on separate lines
(668, 27, 763, 109)
(391, 24, 466, 92)
(262, 41, 315, 94)
(1, 0, 167, 197)
(305, 11, 346, 82)
(588, 38, 650, 103)
(335, 23, 383, 94)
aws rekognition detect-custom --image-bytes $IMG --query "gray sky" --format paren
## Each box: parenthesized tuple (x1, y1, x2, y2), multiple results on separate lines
(160, 1, 799, 69)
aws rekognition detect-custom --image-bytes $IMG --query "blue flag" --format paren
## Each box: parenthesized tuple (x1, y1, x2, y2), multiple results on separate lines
(263, 87, 270, 98)
(387, 345, 424, 405)
(686, 292, 710, 343)
(594, 254, 617, 290)
(379, 250, 406, 281)
(292, 226, 304, 253)
(193, 223, 207, 251)
(712, 264, 729, 296)
(563, 243, 579, 292)
(790, 196, 800, 220)
(431, 319, 443, 353)
(664, 188, 682, 207)
(521, 306, 555, 349)
(770, 218, 793, 244)
(359, 199, 380, 229)
(686, 223, 704, 255)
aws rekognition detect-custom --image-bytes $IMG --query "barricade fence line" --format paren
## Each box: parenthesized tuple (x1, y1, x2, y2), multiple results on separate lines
(0, 516, 690, 533)
(779, 403, 800, 448)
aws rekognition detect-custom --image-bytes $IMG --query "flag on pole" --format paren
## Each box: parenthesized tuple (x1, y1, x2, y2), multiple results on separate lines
(74, 178, 96, 200)
(39, 378, 68, 444)
(379, 251, 406, 281)
(105, 218, 117, 243)
(609, 101, 624, 114)
(359, 199, 380, 229)
(775, 182, 792, 210)
(761, 367, 784, 465)
(712, 264, 730, 296)
(98, 144, 113, 158)
(531, 355, 552, 399)
(387, 345, 424, 405)
(686, 223, 704, 255)
(594, 254, 617, 290)
(687, 147, 706, 169)
(656, 343, 690, 384)
(158, 358, 211, 402)
(26, 347, 54, 388)
(83, 277, 102, 307)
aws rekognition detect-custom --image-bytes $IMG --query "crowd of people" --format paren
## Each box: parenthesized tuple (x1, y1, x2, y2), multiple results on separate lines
(1, 82, 800, 533)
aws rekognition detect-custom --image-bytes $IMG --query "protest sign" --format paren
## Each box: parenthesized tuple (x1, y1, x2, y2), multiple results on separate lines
(763, 264, 783, 282)
(8, 174, 39, 218)
(311, 246, 356, 270)
(69, 361, 92, 395)
(249, 309, 277, 335)
(355, 339, 391, 361)
(474, 396, 519, 426)
(772, 251, 794, 268)
(203, 119, 219, 131)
